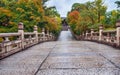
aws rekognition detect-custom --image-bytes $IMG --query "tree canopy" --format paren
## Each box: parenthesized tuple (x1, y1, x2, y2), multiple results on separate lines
(0, 0, 61, 36)
(67, 0, 120, 35)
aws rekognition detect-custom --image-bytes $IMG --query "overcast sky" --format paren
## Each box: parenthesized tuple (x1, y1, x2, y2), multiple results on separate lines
(45, 0, 118, 17)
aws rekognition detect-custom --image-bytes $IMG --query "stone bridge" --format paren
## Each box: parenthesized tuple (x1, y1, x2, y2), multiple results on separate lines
(0, 29, 120, 75)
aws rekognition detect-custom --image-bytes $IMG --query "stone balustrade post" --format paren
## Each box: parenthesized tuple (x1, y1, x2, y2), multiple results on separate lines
(99, 25, 103, 42)
(91, 29, 94, 40)
(4, 37, 10, 52)
(4, 37, 9, 42)
(82, 32, 84, 40)
(29, 35, 32, 44)
(47, 30, 49, 40)
(18, 22, 24, 49)
(34, 25, 38, 43)
(52, 34, 55, 40)
(116, 20, 120, 46)
(86, 31, 88, 39)
(42, 28, 45, 41)
(106, 32, 110, 42)
(50, 32, 52, 40)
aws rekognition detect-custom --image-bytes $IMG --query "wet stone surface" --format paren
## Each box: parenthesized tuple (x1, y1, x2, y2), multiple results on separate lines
(0, 31, 120, 75)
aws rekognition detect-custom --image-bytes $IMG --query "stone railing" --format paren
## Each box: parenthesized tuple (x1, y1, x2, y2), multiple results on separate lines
(0, 22, 55, 59)
(83, 20, 120, 48)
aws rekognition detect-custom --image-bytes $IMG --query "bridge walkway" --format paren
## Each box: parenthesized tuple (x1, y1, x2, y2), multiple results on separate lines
(0, 30, 120, 75)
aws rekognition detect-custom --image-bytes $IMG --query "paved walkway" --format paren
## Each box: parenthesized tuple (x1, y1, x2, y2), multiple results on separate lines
(0, 31, 120, 75)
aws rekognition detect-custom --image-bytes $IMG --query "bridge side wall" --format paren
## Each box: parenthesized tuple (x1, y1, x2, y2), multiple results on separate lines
(83, 20, 120, 48)
(0, 22, 55, 59)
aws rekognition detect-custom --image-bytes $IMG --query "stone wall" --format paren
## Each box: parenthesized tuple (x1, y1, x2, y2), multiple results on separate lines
(0, 22, 55, 59)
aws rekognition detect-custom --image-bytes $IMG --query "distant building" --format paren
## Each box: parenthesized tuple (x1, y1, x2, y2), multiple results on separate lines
(61, 17, 68, 31)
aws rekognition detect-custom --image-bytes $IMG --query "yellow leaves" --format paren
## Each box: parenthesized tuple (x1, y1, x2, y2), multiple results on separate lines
(38, 8, 44, 13)
(17, 0, 23, 4)
(7, 13, 12, 17)
(17, 0, 30, 4)
(30, 16, 35, 19)
(0, 7, 12, 16)
(9, 21, 14, 25)
(0, 7, 8, 13)
(112, 10, 117, 16)
(36, 17, 41, 22)
(24, 21, 29, 24)
(44, 16, 59, 31)
(50, 18, 60, 30)
(68, 10, 87, 34)
(1, 9, 9, 13)
(28, 12, 33, 15)
(33, 0, 37, 3)
(100, 16, 105, 21)
(44, 16, 49, 21)
(55, 16, 62, 25)
(0, 0, 61, 34)
(16, 8, 24, 13)
(16, 8, 21, 11)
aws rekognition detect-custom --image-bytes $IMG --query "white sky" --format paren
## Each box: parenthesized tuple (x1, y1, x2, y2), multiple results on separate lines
(45, 0, 118, 17)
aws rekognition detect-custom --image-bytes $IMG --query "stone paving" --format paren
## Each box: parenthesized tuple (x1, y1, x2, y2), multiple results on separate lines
(0, 31, 120, 75)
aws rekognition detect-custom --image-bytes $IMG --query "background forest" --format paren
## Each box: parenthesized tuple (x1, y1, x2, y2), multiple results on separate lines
(67, 0, 120, 35)
(0, 0, 61, 36)
(0, 0, 120, 36)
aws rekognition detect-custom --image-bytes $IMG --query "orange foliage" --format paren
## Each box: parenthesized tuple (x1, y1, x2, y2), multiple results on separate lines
(44, 16, 58, 31)
(0, 7, 12, 17)
(68, 10, 80, 21)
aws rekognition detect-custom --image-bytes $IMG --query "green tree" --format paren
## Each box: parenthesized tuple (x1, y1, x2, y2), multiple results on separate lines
(0, 0, 61, 36)
(67, 0, 107, 35)
(115, 1, 120, 8)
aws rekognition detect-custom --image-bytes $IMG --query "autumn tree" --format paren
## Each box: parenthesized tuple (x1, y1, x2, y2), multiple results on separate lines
(67, 10, 82, 35)
(67, 0, 108, 35)
(0, 0, 61, 36)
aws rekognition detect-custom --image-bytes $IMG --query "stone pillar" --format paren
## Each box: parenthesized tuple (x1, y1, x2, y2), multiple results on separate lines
(86, 31, 88, 39)
(47, 30, 49, 40)
(50, 32, 52, 40)
(91, 29, 94, 40)
(47, 30, 49, 35)
(116, 20, 120, 46)
(34, 25, 38, 43)
(99, 25, 103, 41)
(106, 32, 110, 42)
(82, 32, 85, 40)
(18, 22, 24, 49)
(42, 28, 45, 41)
(4, 37, 9, 42)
